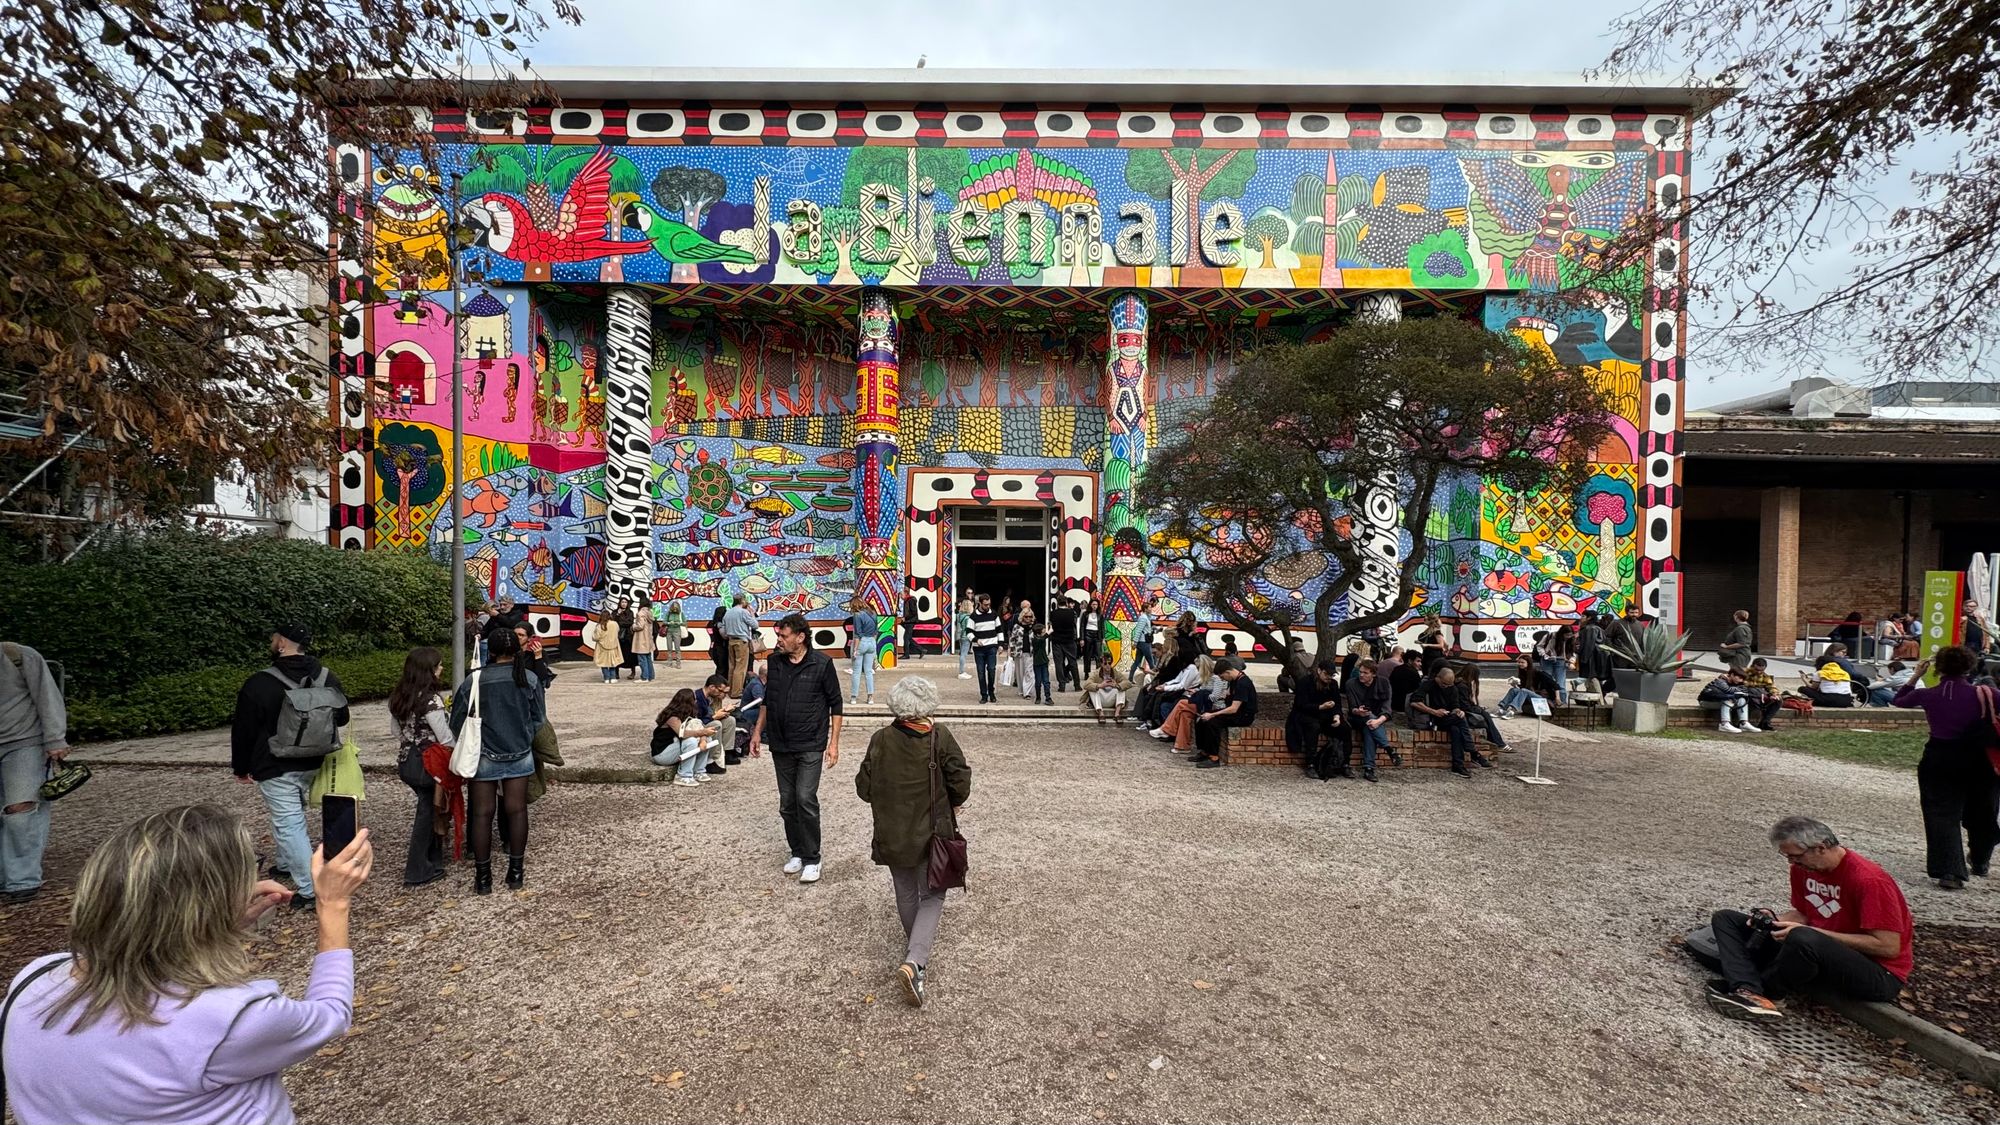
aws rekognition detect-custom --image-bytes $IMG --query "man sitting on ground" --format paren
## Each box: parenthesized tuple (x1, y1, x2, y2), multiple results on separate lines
(1704, 815, 1912, 1021)
(1410, 666, 1492, 778)
(1191, 659, 1258, 770)
(1698, 667, 1761, 734)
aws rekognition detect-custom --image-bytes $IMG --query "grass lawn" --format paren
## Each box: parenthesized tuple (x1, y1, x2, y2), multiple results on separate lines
(1646, 726, 1928, 770)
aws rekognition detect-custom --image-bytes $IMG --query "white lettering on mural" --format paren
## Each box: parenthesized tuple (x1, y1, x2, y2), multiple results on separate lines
(855, 182, 906, 264)
(1200, 201, 1245, 267)
(1113, 201, 1157, 266)
(945, 196, 993, 265)
(780, 199, 822, 261)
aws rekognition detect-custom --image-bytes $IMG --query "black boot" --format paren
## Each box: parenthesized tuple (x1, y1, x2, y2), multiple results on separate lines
(474, 862, 493, 896)
(505, 855, 525, 890)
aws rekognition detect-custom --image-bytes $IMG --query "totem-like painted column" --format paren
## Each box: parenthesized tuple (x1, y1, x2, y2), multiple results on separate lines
(1100, 291, 1151, 666)
(852, 289, 903, 653)
(1347, 291, 1405, 637)
(602, 286, 655, 606)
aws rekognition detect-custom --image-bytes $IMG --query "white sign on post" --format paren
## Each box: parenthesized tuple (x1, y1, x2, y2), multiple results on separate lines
(1517, 696, 1556, 786)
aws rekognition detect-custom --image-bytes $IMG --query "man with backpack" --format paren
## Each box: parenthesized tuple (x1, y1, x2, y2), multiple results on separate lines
(231, 624, 350, 911)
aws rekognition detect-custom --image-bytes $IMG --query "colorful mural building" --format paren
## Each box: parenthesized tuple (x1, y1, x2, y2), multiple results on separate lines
(330, 70, 1717, 663)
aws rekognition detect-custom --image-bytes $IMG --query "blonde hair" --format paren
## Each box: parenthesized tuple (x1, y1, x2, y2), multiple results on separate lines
(1196, 655, 1216, 684)
(47, 804, 258, 1031)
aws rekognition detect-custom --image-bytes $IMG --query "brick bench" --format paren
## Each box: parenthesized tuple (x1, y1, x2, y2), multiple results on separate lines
(1223, 723, 1501, 768)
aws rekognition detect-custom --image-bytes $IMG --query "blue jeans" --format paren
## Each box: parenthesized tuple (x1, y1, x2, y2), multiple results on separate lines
(1, 743, 51, 892)
(256, 770, 318, 898)
(600, 667, 618, 683)
(1498, 686, 1538, 713)
(637, 653, 655, 681)
(974, 646, 998, 699)
(1033, 660, 1051, 702)
(957, 640, 968, 675)
(851, 638, 877, 700)
(1538, 659, 1570, 704)
(651, 737, 711, 779)
(1350, 721, 1390, 770)
(1129, 637, 1154, 678)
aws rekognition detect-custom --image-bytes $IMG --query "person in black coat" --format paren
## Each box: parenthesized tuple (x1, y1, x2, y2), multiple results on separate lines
(230, 624, 350, 909)
(1288, 662, 1347, 780)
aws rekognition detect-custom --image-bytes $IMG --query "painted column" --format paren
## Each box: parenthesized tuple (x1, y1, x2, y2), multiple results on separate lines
(602, 286, 655, 606)
(1347, 292, 1405, 641)
(852, 289, 903, 654)
(1100, 290, 1150, 665)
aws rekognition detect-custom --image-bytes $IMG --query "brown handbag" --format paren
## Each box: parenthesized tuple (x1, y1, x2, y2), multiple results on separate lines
(926, 730, 968, 892)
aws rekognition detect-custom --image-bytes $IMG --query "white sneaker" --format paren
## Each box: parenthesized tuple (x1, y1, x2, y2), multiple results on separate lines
(958, 673, 971, 679)
(1718, 723, 1743, 734)
(1148, 728, 1171, 740)
(782, 856, 804, 875)
(673, 776, 700, 787)
(799, 863, 822, 884)
(1741, 724, 1762, 733)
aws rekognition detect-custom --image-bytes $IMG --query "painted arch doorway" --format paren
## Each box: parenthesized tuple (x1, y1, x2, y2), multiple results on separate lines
(956, 506, 1050, 618)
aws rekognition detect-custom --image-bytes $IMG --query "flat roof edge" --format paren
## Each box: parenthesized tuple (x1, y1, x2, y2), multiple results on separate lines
(389, 66, 1731, 115)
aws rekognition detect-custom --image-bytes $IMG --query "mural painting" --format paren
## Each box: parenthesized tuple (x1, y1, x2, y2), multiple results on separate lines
(335, 101, 1688, 661)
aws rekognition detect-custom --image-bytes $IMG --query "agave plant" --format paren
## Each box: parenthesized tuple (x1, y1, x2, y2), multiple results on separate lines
(1601, 625, 1695, 674)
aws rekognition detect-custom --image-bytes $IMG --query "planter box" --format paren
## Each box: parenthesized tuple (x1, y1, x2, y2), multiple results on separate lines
(1612, 669, 1677, 705)
(1612, 698, 1669, 733)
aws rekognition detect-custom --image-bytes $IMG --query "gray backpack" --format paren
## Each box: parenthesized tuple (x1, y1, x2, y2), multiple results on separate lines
(263, 667, 346, 758)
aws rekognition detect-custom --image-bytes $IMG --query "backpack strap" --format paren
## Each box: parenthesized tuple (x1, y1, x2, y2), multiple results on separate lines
(2, 955, 73, 1110)
(262, 666, 303, 690)
(311, 669, 330, 689)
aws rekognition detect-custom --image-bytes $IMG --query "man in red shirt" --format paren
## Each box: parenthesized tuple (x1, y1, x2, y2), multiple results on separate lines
(1707, 816, 1914, 1021)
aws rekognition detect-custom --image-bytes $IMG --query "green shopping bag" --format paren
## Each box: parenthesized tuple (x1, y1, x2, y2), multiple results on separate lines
(310, 738, 368, 803)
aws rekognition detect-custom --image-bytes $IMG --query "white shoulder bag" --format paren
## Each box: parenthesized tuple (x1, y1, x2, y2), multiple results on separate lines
(450, 670, 484, 778)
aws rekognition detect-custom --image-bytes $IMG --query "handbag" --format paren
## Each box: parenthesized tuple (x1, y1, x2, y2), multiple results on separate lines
(449, 670, 484, 779)
(925, 731, 968, 893)
(310, 738, 367, 803)
(38, 759, 90, 802)
(998, 657, 1016, 688)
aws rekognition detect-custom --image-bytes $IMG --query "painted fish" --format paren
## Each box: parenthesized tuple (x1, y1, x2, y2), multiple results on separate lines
(664, 548, 761, 571)
(1532, 587, 1599, 615)
(1155, 560, 1191, 580)
(735, 442, 805, 466)
(567, 518, 607, 537)
(465, 479, 511, 527)
(748, 495, 796, 518)
(510, 520, 548, 531)
(785, 556, 844, 576)
(738, 574, 774, 595)
(528, 496, 574, 520)
(652, 576, 727, 602)
(760, 591, 827, 615)
(656, 524, 720, 544)
(558, 542, 606, 590)
(761, 542, 819, 557)
(816, 450, 857, 470)
(717, 517, 788, 541)
(785, 516, 851, 540)
(527, 580, 569, 603)
(486, 527, 537, 546)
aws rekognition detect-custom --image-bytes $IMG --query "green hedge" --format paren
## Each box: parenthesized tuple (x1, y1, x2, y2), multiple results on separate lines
(69, 648, 414, 743)
(2, 527, 456, 698)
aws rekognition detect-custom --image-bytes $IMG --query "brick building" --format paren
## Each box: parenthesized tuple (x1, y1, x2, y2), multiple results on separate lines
(1681, 379, 2000, 652)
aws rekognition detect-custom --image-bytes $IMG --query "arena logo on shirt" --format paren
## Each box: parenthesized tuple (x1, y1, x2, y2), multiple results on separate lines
(1803, 877, 1844, 919)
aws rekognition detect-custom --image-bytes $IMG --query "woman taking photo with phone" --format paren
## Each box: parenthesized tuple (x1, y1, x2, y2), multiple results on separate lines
(450, 629, 546, 895)
(386, 646, 451, 887)
(2, 803, 373, 1124)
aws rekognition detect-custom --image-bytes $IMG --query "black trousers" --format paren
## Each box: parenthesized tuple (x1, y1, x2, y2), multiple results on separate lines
(1435, 715, 1473, 768)
(1285, 709, 1345, 774)
(1918, 736, 2000, 881)
(1053, 641, 1079, 691)
(1193, 717, 1248, 760)
(772, 750, 825, 865)
(1080, 635, 1101, 678)
(397, 752, 445, 885)
(974, 646, 998, 701)
(1708, 909, 1903, 1001)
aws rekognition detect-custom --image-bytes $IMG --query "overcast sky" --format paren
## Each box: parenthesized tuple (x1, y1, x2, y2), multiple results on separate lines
(529, 0, 1871, 406)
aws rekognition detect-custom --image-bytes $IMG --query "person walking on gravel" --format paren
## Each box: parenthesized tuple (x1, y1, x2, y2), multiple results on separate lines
(0, 639, 66, 905)
(231, 624, 348, 911)
(748, 613, 844, 885)
(855, 676, 970, 1008)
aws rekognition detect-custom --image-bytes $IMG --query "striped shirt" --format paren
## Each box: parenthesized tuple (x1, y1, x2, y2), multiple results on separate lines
(969, 611, 1003, 648)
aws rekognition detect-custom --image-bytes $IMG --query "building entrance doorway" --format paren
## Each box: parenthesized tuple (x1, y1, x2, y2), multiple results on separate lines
(953, 507, 1050, 617)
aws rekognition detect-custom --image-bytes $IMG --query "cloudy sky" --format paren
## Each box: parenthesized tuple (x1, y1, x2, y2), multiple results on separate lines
(528, 0, 1870, 406)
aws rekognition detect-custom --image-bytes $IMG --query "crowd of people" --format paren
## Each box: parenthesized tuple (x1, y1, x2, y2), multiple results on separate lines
(7, 586, 2000, 1117)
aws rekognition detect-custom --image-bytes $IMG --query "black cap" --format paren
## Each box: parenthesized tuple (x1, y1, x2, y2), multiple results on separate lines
(275, 623, 313, 648)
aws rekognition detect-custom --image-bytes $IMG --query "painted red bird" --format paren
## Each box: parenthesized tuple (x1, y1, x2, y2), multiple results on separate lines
(460, 146, 634, 266)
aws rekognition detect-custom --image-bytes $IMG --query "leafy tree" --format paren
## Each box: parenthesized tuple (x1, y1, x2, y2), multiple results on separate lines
(1136, 317, 1613, 674)
(652, 165, 729, 231)
(1246, 211, 1292, 269)
(1124, 147, 1258, 265)
(462, 146, 641, 228)
(1288, 172, 1328, 257)
(0, 0, 576, 541)
(1599, 0, 2000, 379)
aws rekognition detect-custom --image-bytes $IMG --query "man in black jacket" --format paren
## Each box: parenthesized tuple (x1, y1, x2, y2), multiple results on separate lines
(1288, 662, 1346, 780)
(748, 613, 844, 885)
(1049, 598, 1081, 693)
(231, 624, 349, 910)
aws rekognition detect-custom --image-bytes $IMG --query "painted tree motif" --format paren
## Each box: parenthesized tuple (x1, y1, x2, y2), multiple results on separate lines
(1574, 474, 1638, 595)
(957, 150, 1098, 281)
(651, 165, 728, 282)
(1123, 147, 1258, 267)
(373, 423, 447, 541)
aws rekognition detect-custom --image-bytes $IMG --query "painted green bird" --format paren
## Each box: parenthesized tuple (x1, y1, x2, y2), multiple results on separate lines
(616, 197, 757, 265)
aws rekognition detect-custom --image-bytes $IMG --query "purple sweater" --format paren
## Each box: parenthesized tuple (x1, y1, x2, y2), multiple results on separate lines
(3, 949, 352, 1125)
(1891, 676, 1989, 740)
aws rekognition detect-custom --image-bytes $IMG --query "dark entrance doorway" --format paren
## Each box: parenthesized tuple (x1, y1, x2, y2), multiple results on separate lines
(957, 546, 1047, 617)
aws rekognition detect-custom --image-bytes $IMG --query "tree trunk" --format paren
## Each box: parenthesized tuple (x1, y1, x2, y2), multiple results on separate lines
(395, 470, 417, 539)
(1260, 236, 1277, 270)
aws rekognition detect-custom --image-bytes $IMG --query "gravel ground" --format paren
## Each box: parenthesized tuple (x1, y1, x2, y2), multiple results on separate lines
(4, 723, 1995, 1123)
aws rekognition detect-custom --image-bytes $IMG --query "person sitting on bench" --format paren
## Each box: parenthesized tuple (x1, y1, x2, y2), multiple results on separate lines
(1409, 666, 1491, 778)
(1698, 668, 1761, 734)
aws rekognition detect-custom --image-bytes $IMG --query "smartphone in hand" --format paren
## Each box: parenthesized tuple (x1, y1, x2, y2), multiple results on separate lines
(321, 795, 358, 859)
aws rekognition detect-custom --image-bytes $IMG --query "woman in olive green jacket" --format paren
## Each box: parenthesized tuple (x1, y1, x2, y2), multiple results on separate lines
(855, 675, 971, 1008)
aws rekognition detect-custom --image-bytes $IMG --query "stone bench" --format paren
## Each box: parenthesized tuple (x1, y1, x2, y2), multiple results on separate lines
(1222, 723, 1501, 768)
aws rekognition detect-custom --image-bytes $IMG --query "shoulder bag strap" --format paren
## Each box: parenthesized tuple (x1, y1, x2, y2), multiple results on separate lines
(2, 955, 72, 1110)
(926, 730, 955, 836)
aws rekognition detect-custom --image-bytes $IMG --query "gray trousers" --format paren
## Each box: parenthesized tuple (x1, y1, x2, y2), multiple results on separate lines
(1, 742, 51, 892)
(890, 865, 947, 968)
